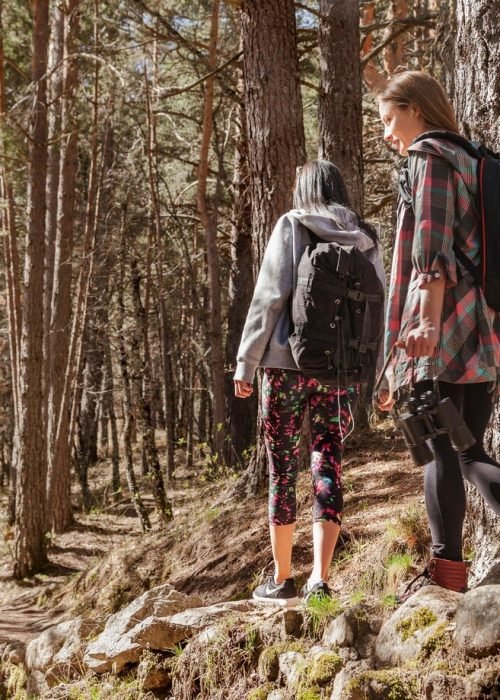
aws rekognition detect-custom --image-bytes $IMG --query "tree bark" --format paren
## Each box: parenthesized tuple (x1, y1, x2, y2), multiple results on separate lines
(453, 0, 500, 581)
(14, 0, 50, 578)
(318, 0, 364, 213)
(241, 0, 306, 494)
(226, 49, 256, 467)
(0, 0, 23, 527)
(46, 0, 81, 532)
(76, 117, 114, 508)
(196, 0, 227, 466)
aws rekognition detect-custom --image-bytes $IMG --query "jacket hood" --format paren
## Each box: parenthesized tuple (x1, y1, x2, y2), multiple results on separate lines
(290, 206, 376, 252)
(407, 135, 471, 173)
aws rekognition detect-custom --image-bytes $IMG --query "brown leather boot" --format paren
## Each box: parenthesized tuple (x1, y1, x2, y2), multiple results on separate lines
(428, 557, 468, 593)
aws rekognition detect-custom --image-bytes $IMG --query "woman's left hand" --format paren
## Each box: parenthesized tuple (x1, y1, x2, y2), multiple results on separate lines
(402, 324, 439, 357)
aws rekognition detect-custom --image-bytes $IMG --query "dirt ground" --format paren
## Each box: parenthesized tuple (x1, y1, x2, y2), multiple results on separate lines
(0, 419, 426, 647)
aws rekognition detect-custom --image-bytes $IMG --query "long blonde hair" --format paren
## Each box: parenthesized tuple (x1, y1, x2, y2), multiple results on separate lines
(376, 70, 459, 133)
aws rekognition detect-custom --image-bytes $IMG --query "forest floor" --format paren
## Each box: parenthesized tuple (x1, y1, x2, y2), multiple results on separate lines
(0, 418, 431, 648)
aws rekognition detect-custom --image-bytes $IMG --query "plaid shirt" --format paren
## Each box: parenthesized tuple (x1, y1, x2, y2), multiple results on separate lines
(385, 137, 500, 389)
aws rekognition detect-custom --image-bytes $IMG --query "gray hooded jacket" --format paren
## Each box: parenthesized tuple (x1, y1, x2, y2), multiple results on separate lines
(234, 208, 386, 383)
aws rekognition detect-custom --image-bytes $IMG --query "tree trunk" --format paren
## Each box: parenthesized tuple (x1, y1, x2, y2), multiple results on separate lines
(241, 0, 306, 494)
(103, 336, 121, 500)
(144, 68, 175, 483)
(226, 47, 256, 468)
(116, 207, 151, 532)
(318, 0, 363, 213)
(76, 117, 114, 507)
(0, 0, 23, 527)
(46, 0, 81, 532)
(130, 257, 173, 523)
(453, 0, 500, 582)
(14, 0, 50, 578)
(196, 0, 227, 466)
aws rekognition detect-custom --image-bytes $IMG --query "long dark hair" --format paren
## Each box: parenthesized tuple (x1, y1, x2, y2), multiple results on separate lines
(293, 159, 378, 245)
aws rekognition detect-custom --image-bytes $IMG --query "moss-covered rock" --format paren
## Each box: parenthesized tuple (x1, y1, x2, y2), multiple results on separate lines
(308, 651, 342, 685)
(257, 641, 305, 682)
(346, 669, 419, 700)
(247, 682, 274, 700)
(396, 607, 437, 641)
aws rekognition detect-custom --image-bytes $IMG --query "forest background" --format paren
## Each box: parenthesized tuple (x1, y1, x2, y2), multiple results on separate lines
(0, 0, 499, 588)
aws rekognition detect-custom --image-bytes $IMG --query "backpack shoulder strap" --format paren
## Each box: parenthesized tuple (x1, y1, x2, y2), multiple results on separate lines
(411, 130, 481, 160)
(408, 131, 482, 284)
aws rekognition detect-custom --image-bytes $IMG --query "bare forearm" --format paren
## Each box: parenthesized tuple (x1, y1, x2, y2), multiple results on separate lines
(419, 276, 446, 331)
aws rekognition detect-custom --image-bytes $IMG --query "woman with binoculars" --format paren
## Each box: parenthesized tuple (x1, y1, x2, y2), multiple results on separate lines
(377, 70, 500, 594)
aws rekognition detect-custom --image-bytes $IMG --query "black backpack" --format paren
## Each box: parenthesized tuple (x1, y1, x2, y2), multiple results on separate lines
(410, 131, 500, 312)
(289, 235, 384, 387)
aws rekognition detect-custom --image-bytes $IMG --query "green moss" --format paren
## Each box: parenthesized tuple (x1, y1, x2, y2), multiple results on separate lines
(346, 670, 419, 700)
(247, 683, 274, 700)
(257, 641, 305, 682)
(396, 607, 437, 641)
(308, 652, 343, 685)
(296, 687, 322, 700)
(417, 622, 449, 660)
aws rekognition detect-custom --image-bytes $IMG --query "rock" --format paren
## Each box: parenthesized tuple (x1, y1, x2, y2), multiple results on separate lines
(323, 604, 376, 658)
(84, 583, 202, 673)
(455, 585, 500, 657)
(423, 671, 467, 699)
(309, 651, 343, 685)
(281, 608, 303, 637)
(267, 691, 286, 700)
(375, 586, 461, 667)
(26, 669, 49, 698)
(164, 600, 256, 630)
(1, 641, 26, 664)
(25, 617, 100, 686)
(477, 562, 500, 587)
(337, 668, 419, 700)
(466, 665, 500, 698)
(330, 660, 370, 700)
(278, 650, 305, 686)
(137, 652, 172, 690)
(3, 642, 26, 665)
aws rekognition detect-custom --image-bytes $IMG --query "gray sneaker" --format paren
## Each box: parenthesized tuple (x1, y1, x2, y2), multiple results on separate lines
(301, 580, 332, 603)
(253, 576, 300, 607)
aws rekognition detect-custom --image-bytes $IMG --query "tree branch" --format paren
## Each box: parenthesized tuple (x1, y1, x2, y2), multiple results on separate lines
(156, 50, 242, 99)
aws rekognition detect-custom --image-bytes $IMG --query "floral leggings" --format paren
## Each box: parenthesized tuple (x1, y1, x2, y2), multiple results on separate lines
(262, 368, 356, 527)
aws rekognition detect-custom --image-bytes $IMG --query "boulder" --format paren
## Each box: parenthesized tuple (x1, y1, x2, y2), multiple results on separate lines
(84, 593, 254, 673)
(137, 653, 172, 690)
(278, 650, 305, 686)
(423, 671, 467, 699)
(455, 585, 500, 657)
(25, 617, 100, 686)
(323, 604, 378, 658)
(330, 660, 371, 700)
(374, 586, 460, 667)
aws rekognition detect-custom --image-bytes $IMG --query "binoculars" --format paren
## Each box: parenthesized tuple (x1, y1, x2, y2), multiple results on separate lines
(395, 389, 476, 466)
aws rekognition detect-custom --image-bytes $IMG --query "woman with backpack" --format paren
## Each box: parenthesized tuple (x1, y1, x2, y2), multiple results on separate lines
(234, 160, 385, 606)
(377, 70, 500, 594)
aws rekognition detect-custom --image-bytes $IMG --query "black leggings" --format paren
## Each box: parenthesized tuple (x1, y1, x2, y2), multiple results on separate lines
(414, 381, 500, 561)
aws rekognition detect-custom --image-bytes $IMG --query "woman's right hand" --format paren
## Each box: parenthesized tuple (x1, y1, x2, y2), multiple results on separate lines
(376, 388, 395, 412)
(234, 380, 253, 398)
(376, 368, 396, 412)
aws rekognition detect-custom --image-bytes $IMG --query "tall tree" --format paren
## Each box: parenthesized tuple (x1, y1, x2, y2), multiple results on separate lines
(226, 46, 256, 467)
(46, 0, 81, 531)
(318, 0, 363, 212)
(14, 0, 50, 577)
(453, 0, 500, 581)
(196, 0, 226, 465)
(241, 0, 306, 493)
(0, 0, 23, 527)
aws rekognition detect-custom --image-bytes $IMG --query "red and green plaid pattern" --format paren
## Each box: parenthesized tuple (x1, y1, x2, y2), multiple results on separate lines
(385, 137, 500, 389)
